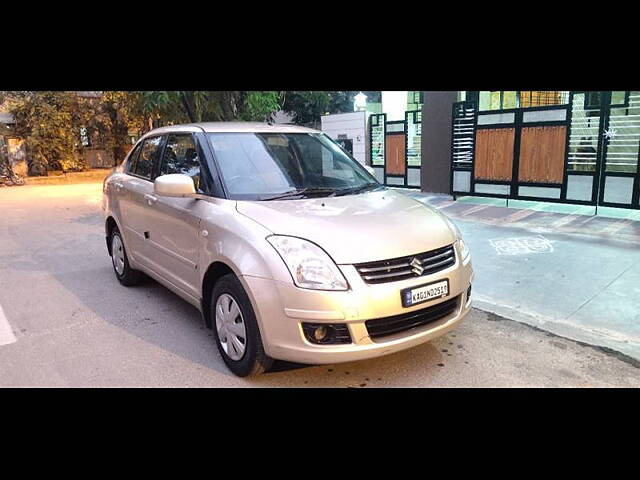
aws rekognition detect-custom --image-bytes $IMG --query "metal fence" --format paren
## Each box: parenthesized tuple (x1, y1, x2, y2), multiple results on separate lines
(451, 91, 640, 210)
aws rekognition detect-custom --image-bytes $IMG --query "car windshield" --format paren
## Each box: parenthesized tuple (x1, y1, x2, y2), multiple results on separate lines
(207, 132, 381, 200)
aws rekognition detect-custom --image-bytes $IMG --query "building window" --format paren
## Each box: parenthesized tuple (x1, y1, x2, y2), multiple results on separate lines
(584, 92, 602, 110)
(477, 91, 569, 111)
(490, 91, 501, 110)
(610, 91, 629, 108)
(520, 91, 568, 108)
(581, 91, 629, 111)
(502, 91, 517, 109)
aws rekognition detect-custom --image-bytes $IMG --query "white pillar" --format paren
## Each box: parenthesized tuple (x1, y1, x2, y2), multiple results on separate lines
(381, 91, 408, 121)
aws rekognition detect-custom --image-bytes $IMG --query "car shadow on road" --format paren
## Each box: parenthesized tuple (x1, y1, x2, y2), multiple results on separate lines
(34, 211, 447, 385)
(46, 250, 448, 385)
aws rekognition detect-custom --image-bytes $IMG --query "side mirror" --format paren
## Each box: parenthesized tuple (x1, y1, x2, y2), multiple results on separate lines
(364, 165, 376, 176)
(154, 174, 196, 198)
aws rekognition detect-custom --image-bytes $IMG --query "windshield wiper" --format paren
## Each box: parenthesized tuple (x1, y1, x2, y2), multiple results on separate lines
(333, 183, 381, 197)
(262, 187, 338, 201)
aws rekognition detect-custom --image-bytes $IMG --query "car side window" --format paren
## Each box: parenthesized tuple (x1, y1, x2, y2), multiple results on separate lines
(126, 143, 142, 174)
(134, 136, 163, 179)
(159, 134, 202, 191)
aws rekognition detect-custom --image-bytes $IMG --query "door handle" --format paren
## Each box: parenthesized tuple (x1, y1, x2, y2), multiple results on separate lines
(144, 193, 158, 205)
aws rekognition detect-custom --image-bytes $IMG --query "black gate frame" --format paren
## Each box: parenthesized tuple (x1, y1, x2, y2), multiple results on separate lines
(596, 91, 640, 209)
(368, 110, 422, 189)
(450, 91, 640, 210)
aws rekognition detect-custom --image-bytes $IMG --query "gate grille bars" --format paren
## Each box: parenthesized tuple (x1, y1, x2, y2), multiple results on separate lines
(450, 92, 640, 210)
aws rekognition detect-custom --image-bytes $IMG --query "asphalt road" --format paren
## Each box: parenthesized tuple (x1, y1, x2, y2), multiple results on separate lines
(0, 183, 638, 387)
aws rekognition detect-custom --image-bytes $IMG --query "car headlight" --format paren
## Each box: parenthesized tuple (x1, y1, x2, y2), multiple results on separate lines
(267, 235, 349, 291)
(442, 216, 470, 260)
(457, 237, 470, 260)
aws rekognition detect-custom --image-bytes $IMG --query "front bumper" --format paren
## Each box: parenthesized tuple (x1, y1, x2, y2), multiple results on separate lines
(241, 252, 474, 365)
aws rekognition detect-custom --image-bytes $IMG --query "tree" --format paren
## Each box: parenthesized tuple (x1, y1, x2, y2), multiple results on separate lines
(6, 91, 83, 175)
(280, 91, 373, 125)
(1, 91, 150, 174)
(138, 91, 281, 125)
(0, 133, 24, 185)
(241, 91, 281, 122)
(0, 90, 374, 176)
(280, 91, 331, 125)
(99, 92, 148, 165)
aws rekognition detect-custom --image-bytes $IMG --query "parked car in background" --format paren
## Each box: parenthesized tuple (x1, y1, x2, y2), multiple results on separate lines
(102, 123, 474, 376)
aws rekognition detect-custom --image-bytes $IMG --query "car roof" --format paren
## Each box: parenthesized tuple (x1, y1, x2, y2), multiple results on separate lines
(140, 122, 320, 139)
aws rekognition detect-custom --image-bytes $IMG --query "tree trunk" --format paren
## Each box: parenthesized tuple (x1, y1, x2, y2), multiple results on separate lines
(180, 92, 196, 123)
(113, 145, 128, 167)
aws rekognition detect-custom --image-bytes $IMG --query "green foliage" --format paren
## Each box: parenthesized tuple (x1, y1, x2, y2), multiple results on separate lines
(139, 89, 377, 127)
(280, 91, 376, 125)
(139, 91, 282, 124)
(362, 91, 382, 103)
(281, 91, 331, 125)
(139, 91, 247, 124)
(0, 90, 377, 176)
(241, 91, 280, 122)
(98, 91, 148, 164)
(8, 91, 84, 175)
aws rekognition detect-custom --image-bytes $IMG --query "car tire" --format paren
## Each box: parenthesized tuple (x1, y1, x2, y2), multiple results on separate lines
(211, 273, 273, 377)
(110, 226, 143, 286)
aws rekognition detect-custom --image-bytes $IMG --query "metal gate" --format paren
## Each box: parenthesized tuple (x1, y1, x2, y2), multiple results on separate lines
(451, 91, 640, 209)
(369, 110, 422, 188)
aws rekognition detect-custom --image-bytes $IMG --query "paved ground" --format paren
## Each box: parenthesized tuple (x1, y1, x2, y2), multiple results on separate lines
(0, 184, 639, 387)
(405, 192, 640, 362)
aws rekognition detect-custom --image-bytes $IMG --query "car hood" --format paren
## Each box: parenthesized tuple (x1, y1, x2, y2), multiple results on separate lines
(236, 189, 456, 264)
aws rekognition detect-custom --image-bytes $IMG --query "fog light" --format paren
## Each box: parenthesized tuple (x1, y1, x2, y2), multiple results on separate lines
(314, 326, 328, 341)
(302, 323, 352, 345)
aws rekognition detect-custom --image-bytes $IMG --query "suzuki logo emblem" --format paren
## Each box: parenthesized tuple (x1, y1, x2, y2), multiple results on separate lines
(410, 257, 424, 276)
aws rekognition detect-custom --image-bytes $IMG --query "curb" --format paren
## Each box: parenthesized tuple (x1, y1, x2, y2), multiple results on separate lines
(22, 169, 112, 185)
(472, 296, 640, 363)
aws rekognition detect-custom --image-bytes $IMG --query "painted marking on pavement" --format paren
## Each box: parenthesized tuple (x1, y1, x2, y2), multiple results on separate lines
(0, 303, 17, 346)
(461, 204, 490, 217)
(489, 235, 555, 256)
(550, 214, 581, 229)
(600, 218, 632, 236)
(499, 208, 538, 225)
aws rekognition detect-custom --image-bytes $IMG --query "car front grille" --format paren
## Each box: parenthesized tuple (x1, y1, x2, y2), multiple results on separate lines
(354, 244, 456, 284)
(365, 296, 459, 340)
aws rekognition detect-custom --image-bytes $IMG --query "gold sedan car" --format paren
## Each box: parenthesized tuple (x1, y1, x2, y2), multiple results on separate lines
(103, 123, 474, 376)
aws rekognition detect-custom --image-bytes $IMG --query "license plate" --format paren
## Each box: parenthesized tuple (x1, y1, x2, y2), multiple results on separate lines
(401, 280, 449, 308)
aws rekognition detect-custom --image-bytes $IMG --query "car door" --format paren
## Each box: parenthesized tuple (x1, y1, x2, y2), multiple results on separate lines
(142, 133, 208, 298)
(118, 135, 165, 269)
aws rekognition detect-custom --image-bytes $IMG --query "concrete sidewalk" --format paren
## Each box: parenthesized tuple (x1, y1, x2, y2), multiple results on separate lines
(406, 191, 640, 362)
